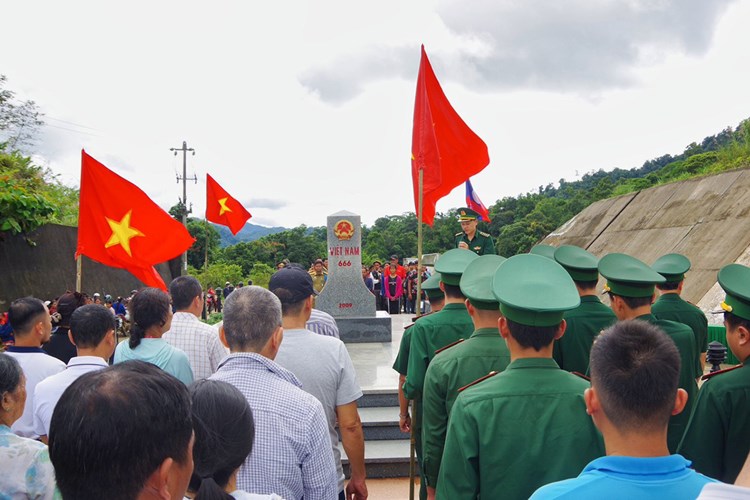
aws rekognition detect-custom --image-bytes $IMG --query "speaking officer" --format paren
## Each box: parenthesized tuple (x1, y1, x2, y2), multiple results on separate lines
(402, 249, 477, 500)
(436, 254, 604, 500)
(598, 253, 698, 453)
(552, 245, 616, 374)
(678, 263, 750, 483)
(454, 208, 495, 255)
(651, 253, 708, 374)
(421, 255, 510, 499)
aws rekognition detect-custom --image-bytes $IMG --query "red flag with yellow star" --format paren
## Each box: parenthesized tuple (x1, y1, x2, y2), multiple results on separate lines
(76, 150, 195, 290)
(412, 45, 489, 226)
(205, 174, 252, 235)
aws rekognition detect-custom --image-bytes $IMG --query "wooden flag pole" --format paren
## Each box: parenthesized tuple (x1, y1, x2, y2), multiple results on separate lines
(204, 218, 210, 269)
(76, 255, 82, 293)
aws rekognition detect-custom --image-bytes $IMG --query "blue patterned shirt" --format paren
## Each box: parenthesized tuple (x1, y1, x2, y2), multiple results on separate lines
(210, 353, 338, 500)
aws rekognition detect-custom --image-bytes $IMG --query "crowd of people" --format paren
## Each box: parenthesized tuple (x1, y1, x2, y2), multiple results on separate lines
(2, 218, 750, 499)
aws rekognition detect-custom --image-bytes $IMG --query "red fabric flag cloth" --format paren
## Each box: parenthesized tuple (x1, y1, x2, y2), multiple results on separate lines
(76, 150, 195, 290)
(205, 174, 252, 235)
(411, 45, 490, 226)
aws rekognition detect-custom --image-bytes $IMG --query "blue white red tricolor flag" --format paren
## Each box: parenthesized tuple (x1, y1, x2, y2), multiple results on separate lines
(465, 179, 491, 222)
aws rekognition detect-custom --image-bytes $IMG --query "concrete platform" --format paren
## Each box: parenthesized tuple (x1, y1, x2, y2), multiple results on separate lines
(338, 311, 392, 343)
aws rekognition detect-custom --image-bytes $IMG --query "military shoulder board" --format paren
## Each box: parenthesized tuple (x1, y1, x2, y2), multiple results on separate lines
(479, 231, 491, 237)
(701, 364, 743, 381)
(458, 370, 499, 392)
(434, 338, 464, 355)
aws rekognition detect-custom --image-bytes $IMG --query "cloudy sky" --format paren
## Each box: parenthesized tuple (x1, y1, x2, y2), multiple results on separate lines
(2, 0, 749, 228)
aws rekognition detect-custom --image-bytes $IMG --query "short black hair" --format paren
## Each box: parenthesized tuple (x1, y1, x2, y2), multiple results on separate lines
(70, 304, 117, 349)
(608, 292, 652, 309)
(129, 288, 171, 349)
(725, 311, 750, 332)
(0, 352, 23, 395)
(574, 280, 599, 291)
(656, 281, 680, 291)
(8, 297, 46, 336)
(443, 283, 466, 300)
(170, 276, 203, 311)
(280, 298, 306, 317)
(506, 318, 559, 351)
(589, 320, 681, 432)
(188, 379, 254, 496)
(49, 361, 193, 500)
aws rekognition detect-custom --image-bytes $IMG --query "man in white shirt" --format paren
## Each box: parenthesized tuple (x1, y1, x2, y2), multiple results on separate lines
(33, 304, 116, 442)
(5, 297, 64, 438)
(164, 275, 228, 379)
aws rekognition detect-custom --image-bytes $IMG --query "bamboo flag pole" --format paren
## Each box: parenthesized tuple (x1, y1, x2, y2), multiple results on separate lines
(75, 255, 82, 292)
(409, 169, 424, 500)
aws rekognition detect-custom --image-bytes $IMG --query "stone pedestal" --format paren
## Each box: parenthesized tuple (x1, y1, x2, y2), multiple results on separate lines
(316, 210, 392, 342)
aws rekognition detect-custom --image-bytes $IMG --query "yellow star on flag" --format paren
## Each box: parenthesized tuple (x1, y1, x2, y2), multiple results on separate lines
(104, 210, 145, 257)
(218, 197, 233, 216)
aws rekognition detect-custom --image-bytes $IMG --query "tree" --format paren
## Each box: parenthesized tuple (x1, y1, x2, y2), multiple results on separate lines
(0, 149, 56, 241)
(0, 75, 44, 154)
(186, 219, 221, 270)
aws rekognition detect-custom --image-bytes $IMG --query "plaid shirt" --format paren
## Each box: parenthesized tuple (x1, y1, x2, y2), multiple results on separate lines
(210, 353, 338, 500)
(163, 312, 228, 380)
(306, 309, 340, 338)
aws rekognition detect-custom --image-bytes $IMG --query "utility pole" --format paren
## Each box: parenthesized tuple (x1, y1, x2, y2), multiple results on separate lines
(170, 141, 197, 275)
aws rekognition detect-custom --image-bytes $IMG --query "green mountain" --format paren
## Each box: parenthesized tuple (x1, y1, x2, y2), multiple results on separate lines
(214, 222, 289, 248)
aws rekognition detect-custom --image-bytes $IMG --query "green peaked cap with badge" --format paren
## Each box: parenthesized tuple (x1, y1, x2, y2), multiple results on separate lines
(421, 271, 443, 300)
(554, 245, 600, 282)
(492, 254, 580, 326)
(598, 253, 665, 298)
(457, 207, 480, 221)
(435, 248, 479, 286)
(652, 253, 691, 282)
(529, 244, 556, 260)
(460, 255, 507, 310)
(718, 263, 750, 321)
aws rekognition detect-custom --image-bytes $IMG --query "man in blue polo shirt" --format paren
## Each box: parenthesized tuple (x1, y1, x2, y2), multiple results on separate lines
(531, 320, 715, 499)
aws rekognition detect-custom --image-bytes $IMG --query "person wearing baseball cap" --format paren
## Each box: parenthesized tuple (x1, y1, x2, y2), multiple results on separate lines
(269, 267, 366, 499)
(598, 252, 698, 453)
(455, 207, 495, 255)
(679, 263, 750, 483)
(437, 254, 602, 500)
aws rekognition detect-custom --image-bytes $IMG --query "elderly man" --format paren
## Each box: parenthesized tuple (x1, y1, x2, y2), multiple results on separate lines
(49, 361, 195, 500)
(210, 286, 337, 500)
(270, 267, 367, 500)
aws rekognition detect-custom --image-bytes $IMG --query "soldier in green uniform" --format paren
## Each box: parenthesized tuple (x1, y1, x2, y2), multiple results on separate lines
(421, 255, 510, 498)
(598, 253, 698, 453)
(652, 253, 708, 375)
(552, 245, 616, 374)
(678, 263, 750, 483)
(454, 207, 495, 255)
(403, 249, 477, 500)
(437, 254, 604, 500)
(530, 243, 556, 259)
(392, 272, 443, 434)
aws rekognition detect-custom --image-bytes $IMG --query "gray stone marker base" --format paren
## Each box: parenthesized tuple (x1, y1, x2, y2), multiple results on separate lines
(338, 311, 392, 343)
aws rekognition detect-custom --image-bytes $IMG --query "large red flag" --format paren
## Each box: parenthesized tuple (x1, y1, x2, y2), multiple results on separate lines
(411, 45, 490, 225)
(76, 150, 196, 290)
(206, 174, 252, 235)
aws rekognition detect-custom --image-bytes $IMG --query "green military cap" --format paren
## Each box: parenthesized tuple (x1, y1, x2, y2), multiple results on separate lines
(422, 272, 443, 300)
(435, 248, 479, 286)
(460, 255, 507, 310)
(492, 254, 580, 327)
(529, 244, 556, 260)
(652, 253, 691, 282)
(598, 253, 665, 298)
(554, 245, 600, 282)
(718, 263, 750, 321)
(457, 207, 480, 221)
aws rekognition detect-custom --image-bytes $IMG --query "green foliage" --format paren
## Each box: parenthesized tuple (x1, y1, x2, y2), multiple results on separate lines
(188, 262, 245, 290)
(0, 149, 56, 240)
(186, 219, 221, 270)
(249, 262, 275, 289)
(205, 312, 223, 325)
(0, 75, 44, 154)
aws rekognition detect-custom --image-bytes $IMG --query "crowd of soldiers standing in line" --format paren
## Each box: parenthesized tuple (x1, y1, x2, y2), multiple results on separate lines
(390, 206, 750, 499)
